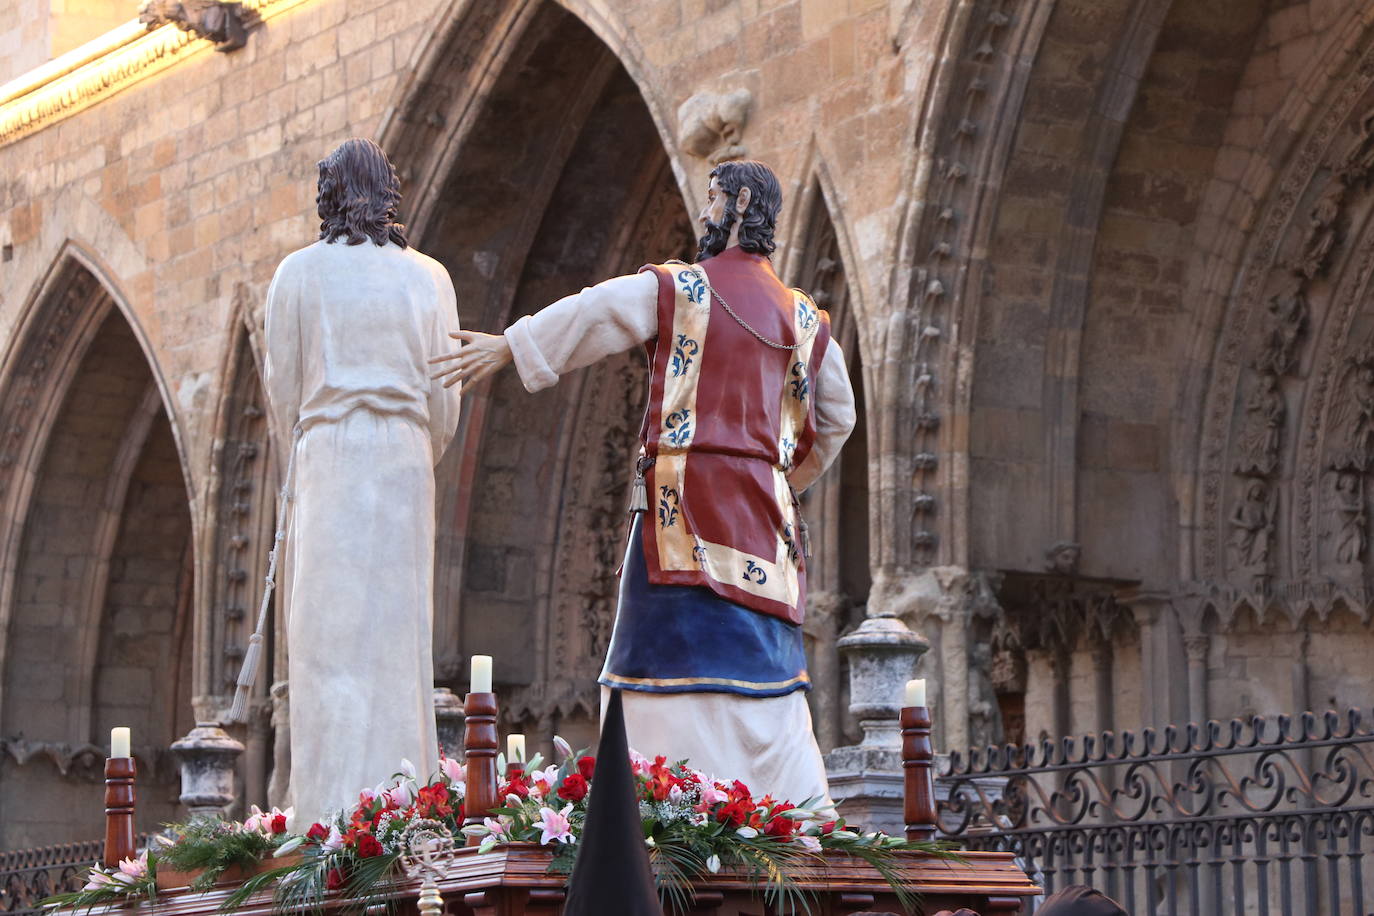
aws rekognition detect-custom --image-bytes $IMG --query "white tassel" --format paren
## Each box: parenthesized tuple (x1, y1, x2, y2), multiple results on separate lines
(226, 426, 301, 725)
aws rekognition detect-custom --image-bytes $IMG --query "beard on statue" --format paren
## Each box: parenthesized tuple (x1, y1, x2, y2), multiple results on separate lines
(695, 210, 735, 261)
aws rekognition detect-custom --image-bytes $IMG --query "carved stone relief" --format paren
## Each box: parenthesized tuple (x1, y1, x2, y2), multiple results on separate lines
(678, 89, 752, 164)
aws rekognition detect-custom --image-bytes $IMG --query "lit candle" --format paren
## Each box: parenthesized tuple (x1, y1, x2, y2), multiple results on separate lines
(904, 679, 926, 708)
(470, 655, 492, 694)
(507, 733, 525, 764)
(110, 727, 131, 759)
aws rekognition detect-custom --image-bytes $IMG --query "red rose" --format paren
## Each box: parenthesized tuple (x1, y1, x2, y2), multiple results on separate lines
(326, 868, 345, 890)
(764, 804, 797, 839)
(577, 755, 596, 781)
(270, 813, 288, 834)
(499, 774, 530, 799)
(558, 773, 589, 802)
(356, 834, 384, 858)
(818, 821, 837, 834)
(306, 823, 328, 841)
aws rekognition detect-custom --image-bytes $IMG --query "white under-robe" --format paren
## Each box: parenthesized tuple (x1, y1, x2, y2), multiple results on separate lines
(504, 264, 856, 808)
(264, 238, 461, 826)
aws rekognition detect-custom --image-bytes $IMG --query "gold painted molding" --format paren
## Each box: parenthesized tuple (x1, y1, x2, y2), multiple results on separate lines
(0, 0, 312, 148)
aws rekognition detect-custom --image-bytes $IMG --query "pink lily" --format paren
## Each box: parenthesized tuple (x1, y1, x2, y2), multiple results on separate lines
(537, 804, 576, 845)
(82, 869, 113, 891)
(440, 756, 464, 786)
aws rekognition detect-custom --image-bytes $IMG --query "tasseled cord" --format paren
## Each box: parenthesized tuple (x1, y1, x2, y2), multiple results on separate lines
(628, 455, 653, 515)
(228, 425, 303, 724)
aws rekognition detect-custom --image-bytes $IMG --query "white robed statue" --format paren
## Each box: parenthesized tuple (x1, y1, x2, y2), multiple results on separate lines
(260, 138, 461, 825)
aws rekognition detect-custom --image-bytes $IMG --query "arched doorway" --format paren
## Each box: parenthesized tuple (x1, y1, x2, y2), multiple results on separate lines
(388, 0, 697, 751)
(0, 257, 194, 848)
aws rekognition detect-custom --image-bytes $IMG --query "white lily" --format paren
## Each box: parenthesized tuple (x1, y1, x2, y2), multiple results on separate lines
(706, 854, 721, 874)
(274, 836, 306, 857)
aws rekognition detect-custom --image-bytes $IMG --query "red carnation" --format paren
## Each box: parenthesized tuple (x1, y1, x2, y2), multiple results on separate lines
(326, 868, 346, 891)
(558, 773, 589, 802)
(715, 799, 750, 827)
(270, 813, 288, 834)
(356, 834, 384, 858)
(306, 823, 328, 842)
(577, 755, 596, 780)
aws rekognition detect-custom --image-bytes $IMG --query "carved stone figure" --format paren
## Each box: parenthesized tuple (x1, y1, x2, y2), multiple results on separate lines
(967, 642, 1004, 749)
(1233, 373, 1284, 477)
(1292, 182, 1345, 280)
(1256, 290, 1308, 377)
(262, 139, 462, 824)
(1328, 353, 1374, 472)
(1229, 479, 1275, 573)
(1333, 470, 1367, 565)
(678, 89, 752, 164)
(1340, 109, 1374, 183)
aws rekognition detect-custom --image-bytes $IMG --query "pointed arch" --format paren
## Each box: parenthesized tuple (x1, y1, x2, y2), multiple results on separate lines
(0, 250, 195, 847)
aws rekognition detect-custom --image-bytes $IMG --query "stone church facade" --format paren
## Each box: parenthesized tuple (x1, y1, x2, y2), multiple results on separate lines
(0, 0, 1370, 849)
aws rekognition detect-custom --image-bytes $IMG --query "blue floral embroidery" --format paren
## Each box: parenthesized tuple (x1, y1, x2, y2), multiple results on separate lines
(797, 296, 818, 331)
(782, 524, 799, 564)
(671, 334, 699, 377)
(789, 362, 810, 402)
(743, 560, 768, 585)
(658, 486, 680, 528)
(780, 437, 797, 470)
(665, 409, 693, 448)
(692, 544, 709, 568)
(677, 269, 707, 305)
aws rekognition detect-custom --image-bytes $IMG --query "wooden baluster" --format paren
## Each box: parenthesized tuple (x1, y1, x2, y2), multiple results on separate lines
(104, 757, 137, 867)
(902, 705, 938, 843)
(463, 691, 499, 846)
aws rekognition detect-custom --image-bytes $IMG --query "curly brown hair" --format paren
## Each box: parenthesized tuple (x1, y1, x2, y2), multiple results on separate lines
(316, 138, 409, 248)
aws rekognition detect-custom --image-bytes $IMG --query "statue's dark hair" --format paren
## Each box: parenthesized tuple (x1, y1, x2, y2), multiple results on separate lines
(709, 160, 782, 256)
(316, 138, 408, 248)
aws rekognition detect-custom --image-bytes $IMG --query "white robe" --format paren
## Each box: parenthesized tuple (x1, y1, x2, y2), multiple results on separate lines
(264, 238, 461, 826)
(505, 266, 856, 808)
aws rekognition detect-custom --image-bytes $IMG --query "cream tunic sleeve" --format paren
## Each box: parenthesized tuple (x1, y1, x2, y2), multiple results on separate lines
(263, 253, 302, 455)
(788, 342, 857, 492)
(426, 261, 462, 462)
(503, 271, 658, 393)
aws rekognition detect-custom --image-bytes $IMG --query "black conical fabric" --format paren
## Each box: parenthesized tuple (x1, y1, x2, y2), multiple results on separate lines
(561, 688, 664, 916)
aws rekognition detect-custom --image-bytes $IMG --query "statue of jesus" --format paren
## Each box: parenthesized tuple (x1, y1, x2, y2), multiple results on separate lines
(263, 138, 462, 825)
(431, 160, 855, 806)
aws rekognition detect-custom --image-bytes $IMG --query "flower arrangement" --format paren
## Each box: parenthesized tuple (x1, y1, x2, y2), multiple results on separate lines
(45, 744, 951, 915)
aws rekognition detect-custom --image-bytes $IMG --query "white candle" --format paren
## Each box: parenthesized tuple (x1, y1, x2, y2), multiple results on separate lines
(507, 733, 525, 764)
(470, 655, 492, 694)
(904, 679, 926, 708)
(110, 726, 131, 759)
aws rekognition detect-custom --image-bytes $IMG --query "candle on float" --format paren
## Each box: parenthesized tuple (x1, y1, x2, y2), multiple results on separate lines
(507, 733, 525, 764)
(110, 727, 131, 759)
(904, 679, 927, 709)
(470, 655, 492, 694)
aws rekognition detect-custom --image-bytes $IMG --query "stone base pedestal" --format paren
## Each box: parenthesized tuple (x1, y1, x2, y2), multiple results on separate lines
(825, 744, 905, 835)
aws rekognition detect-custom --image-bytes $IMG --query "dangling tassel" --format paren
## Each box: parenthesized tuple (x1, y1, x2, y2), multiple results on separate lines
(799, 516, 812, 561)
(628, 456, 652, 515)
(227, 426, 301, 725)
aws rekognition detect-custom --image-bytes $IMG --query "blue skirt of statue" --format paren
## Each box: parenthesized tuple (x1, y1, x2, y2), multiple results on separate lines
(598, 515, 809, 697)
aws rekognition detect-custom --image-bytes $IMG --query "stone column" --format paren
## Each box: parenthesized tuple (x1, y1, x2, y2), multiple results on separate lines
(823, 614, 929, 834)
(1091, 637, 1113, 736)
(171, 722, 246, 819)
(805, 589, 847, 753)
(1119, 592, 1178, 729)
(267, 680, 291, 809)
(1184, 635, 1209, 725)
(243, 702, 271, 811)
(433, 687, 465, 759)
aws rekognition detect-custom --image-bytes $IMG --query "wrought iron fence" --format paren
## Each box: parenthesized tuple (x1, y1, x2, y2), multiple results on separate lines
(937, 708, 1374, 915)
(0, 839, 102, 915)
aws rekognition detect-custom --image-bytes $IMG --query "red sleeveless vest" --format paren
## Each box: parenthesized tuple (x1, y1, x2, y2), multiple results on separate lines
(636, 246, 832, 625)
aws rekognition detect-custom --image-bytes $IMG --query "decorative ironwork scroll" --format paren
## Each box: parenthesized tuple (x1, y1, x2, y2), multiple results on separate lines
(939, 708, 1374, 914)
(0, 836, 148, 916)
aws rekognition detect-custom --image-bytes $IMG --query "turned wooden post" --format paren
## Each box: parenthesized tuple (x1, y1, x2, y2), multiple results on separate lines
(104, 757, 137, 867)
(463, 692, 499, 846)
(902, 705, 938, 843)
